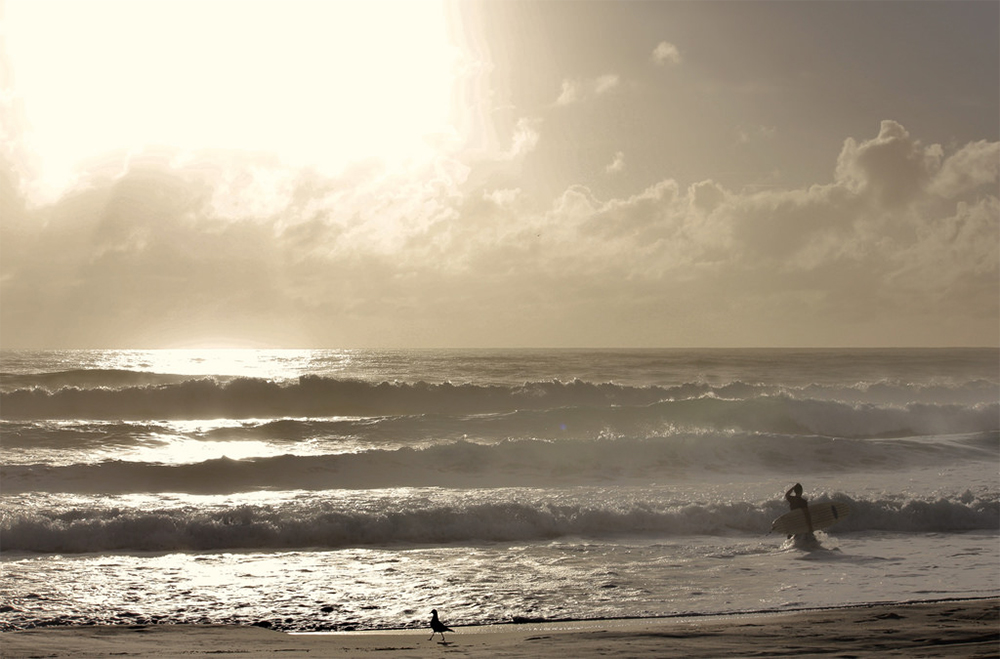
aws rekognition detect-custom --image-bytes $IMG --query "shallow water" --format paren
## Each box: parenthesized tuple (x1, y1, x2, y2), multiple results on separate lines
(3, 529, 996, 631)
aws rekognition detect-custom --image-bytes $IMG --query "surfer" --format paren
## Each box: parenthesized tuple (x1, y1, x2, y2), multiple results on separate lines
(785, 483, 807, 510)
(771, 485, 848, 546)
(784, 483, 815, 541)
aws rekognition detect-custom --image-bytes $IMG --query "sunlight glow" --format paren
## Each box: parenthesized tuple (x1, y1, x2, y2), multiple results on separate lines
(92, 348, 321, 379)
(4, 0, 458, 201)
(134, 436, 291, 464)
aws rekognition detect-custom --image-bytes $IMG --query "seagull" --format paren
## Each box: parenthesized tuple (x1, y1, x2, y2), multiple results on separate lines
(429, 609, 453, 642)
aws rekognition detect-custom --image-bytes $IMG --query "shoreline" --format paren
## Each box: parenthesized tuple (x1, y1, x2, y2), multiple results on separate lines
(3, 597, 996, 658)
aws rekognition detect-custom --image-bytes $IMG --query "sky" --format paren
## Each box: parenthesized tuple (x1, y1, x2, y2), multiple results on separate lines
(1, 0, 998, 349)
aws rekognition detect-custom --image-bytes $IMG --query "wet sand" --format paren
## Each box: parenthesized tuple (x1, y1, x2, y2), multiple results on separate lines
(2, 598, 996, 658)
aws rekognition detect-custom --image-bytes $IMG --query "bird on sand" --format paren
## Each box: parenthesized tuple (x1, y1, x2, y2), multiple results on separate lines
(429, 609, 453, 642)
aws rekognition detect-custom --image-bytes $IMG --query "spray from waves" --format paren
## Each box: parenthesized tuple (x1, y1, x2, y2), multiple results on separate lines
(0, 369, 197, 393)
(2, 377, 998, 443)
(2, 395, 996, 455)
(2, 373, 997, 420)
(3, 431, 996, 495)
(2, 376, 657, 419)
(3, 491, 996, 553)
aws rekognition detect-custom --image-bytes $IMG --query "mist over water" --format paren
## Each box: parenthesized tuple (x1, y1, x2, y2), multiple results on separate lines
(1, 349, 997, 631)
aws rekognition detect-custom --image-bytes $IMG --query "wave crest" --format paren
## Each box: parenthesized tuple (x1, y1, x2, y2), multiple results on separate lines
(3, 431, 995, 494)
(3, 493, 995, 553)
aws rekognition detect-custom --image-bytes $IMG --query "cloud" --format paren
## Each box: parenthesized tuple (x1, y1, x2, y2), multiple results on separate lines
(0, 149, 474, 346)
(888, 197, 999, 290)
(593, 74, 619, 95)
(509, 122, 998, 343)
(735, 124, 777, 145)
(605, 151, 625, 174)
(834, 120, 943, 209)
(929, 139, 1000, 199)
(556, 74, 620, 106)
(483, 188, 522, 207)
(504, 117, 542, 159)
(651, 41, 681, 66)
(555, 81, 580, 106)
(1, 122, 996, 348)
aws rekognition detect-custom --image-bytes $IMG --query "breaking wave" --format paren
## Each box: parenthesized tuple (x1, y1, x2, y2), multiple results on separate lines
(2, 492, 996, 553)
(3, 431, 996, 494)
(2, 373, 997, 421)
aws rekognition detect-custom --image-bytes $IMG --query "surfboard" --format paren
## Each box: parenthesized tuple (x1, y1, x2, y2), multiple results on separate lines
(770, 502, 849, 536)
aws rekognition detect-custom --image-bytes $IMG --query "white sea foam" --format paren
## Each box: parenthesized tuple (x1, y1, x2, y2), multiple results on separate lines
(2, 488, 996, 553)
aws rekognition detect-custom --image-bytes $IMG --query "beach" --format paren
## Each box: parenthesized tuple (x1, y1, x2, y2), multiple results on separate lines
(2, 598, 997, 658)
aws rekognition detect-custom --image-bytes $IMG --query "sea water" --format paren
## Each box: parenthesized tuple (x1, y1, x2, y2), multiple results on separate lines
(1, 349, 997, 631)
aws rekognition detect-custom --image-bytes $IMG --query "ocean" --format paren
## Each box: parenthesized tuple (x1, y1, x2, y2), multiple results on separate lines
(1, 348, 997, 632)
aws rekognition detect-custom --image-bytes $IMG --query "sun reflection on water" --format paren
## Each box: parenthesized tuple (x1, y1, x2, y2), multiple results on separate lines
(131, 436, 277, 464)
(90, 349, 332, 381)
